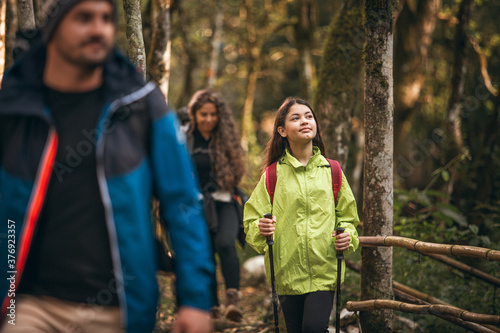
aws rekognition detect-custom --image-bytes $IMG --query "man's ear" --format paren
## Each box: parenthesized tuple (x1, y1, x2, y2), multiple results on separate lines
(277, 126, 287, 138)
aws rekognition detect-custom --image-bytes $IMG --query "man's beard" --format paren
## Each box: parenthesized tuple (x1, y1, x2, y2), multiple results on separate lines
(63, 37, 113, 68)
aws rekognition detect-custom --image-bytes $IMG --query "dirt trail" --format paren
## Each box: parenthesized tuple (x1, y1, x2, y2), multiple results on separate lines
(154, 273, 282, 332)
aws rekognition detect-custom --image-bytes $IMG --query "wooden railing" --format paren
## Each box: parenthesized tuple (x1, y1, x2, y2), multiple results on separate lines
(345, 236, 500, 333)
(359, 236, 500, 261)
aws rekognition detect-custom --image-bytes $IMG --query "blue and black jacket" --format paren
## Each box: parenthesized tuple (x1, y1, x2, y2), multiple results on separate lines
(0, 42, 214, 332)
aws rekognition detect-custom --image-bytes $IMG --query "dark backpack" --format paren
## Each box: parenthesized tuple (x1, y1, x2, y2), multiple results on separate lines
(265, 159, 342, 206)
(233, 187, 249, 247)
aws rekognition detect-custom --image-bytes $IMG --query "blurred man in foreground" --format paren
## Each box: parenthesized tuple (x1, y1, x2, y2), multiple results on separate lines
(0, 0, 214, 332)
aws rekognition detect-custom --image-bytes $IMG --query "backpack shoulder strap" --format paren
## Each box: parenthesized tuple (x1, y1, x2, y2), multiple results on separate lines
(327, 159, 342, 206)
(265, 162, 278, 205)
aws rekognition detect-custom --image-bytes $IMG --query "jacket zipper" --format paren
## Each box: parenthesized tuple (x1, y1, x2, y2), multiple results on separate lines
(303, 165, 313, 290)
(94, 82, 156, 329)
(1, 127, 58, 317)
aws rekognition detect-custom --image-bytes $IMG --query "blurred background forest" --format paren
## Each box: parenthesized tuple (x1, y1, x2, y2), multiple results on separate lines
(1, 0, 499, 331)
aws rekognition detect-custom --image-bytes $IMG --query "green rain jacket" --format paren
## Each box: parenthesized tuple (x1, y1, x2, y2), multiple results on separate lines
(244, 147, 359, 295)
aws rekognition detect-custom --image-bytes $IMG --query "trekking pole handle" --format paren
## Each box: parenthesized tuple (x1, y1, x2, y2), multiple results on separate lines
(264, 213, 274, 243)
(336, 227, 345, 259)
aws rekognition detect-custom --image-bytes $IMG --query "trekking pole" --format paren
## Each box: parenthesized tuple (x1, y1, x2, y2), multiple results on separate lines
(335, 227, 345, 333)
(264, 213, 279, 333)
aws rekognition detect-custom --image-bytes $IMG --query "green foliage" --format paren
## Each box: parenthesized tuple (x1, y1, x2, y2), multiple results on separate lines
(393, 185, 499, 250)
(392, 181, 500, 331)
(392, 247, 499, 333)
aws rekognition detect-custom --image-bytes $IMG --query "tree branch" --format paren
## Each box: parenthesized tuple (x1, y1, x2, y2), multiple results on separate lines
(359, 236, 500, 261)
(347, 300, 500, 325)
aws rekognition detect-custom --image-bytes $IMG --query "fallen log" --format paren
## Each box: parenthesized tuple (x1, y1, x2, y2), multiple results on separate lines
(346, 300, 500, 325)
(358, 236, 500, 261)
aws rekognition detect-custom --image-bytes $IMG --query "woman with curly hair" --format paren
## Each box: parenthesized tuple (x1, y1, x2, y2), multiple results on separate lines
(186, 89, 246, 322)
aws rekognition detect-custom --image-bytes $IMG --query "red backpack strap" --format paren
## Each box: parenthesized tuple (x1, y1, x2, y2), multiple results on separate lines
(265, 162, 278, 205)
(327, 159, 342, 206)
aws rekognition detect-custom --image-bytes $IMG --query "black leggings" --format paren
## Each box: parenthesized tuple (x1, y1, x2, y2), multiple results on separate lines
(278, 291, 335, 333)
(210, 201, 240, 305)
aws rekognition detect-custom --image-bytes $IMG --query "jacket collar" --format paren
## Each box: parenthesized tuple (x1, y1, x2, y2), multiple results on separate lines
(281, 146, 327, 169)
(0, 41, 145, 118)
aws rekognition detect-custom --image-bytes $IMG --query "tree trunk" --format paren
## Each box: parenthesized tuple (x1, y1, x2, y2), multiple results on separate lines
(147, 0, 171, 99)
(207, 3, 222, 88)
(0, 0, 6, 87)
(5, 0, 16, 69)
(33, 0, 41, 25)
(313, 0, 364, 167)
(361, 0, 395, 332)
(294, 0, 317, 99)
(175, 3, 197, 108)
(16, 0, 34, 30)
(474, 91, 500, 206)
(393, 0, 441, 183)
(445, 0, 474, 198)
(394, 0, 440, 137)
(123, 0, 146, 78)
(239, 0, 259, 152)
(241, 67, 258, 152)
(446, 0, 473, 155)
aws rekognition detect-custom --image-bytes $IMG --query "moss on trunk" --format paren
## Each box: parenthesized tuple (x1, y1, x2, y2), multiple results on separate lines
(123, 0, 146, 78)
(313, 0, 364, 167)
(147, 0, 171, 98)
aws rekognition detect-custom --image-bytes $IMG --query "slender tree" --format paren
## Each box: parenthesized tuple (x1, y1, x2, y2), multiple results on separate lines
(174, 1, 198, 108)
(293, 0, 317, 99)
(447, 0, 473, 154)
(239, 0, 288, 152)
(394, 0, 441, 139)
(361, 0, 396, 331)
(5, 0, 17, 69)
(444, 0, 474, 197)
(240, 0, 259, 152)
(123, 0, 146, 78)
(147, 0, 171, 98)
(207, 1, 222, 88)
(313, 0, 364, 167)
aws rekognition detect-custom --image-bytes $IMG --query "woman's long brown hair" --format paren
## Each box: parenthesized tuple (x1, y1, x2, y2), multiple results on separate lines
(264, 97, 326, 170)
(188, 89, 245, 191)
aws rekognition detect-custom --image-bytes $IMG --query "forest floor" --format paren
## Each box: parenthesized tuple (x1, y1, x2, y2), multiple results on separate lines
(152, 247, 495, 332)
(154, 269, 283, 333)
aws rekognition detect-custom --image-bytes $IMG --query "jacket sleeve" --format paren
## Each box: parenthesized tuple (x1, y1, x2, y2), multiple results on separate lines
(243, 172, 272, 254)
(150, 109, 215, 311)
(336, 171, 360, 256)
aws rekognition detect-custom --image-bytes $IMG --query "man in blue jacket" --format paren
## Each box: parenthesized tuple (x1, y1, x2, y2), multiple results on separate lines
(0, 0, 214, 331)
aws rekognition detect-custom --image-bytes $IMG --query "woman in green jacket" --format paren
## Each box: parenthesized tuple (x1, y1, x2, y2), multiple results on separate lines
(244, 97, 360, 332)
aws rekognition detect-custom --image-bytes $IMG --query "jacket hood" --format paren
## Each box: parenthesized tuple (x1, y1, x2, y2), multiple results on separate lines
(0, 41, 145, 118)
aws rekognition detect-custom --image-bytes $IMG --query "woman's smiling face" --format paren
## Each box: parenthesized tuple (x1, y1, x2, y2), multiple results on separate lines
(278, 104, 317, 144)
(195, 102, 219, 136)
